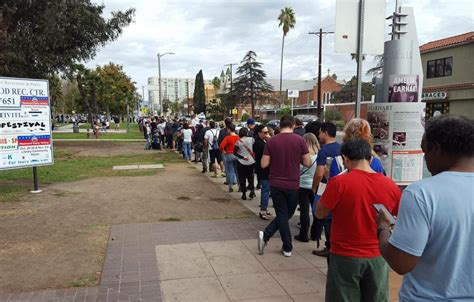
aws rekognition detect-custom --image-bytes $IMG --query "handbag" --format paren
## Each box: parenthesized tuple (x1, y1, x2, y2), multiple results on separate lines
(238, 139, 255, 159)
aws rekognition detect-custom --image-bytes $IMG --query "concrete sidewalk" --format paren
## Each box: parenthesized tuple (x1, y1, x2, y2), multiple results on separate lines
(0, 159, 402, 302)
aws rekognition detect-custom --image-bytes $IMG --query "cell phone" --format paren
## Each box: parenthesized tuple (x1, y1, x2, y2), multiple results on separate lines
(372, 204, 396, 225)
(326, 157, 333, 167)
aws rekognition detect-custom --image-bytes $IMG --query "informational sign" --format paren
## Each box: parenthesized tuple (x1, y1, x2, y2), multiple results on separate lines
(287, 89, 299, 98)
(232, 108, 238, 115)
(335, 0, 386, 54)
(0, 77, 53, 170)
(388, 75, 419, 102)
(368, 102, 425, 185)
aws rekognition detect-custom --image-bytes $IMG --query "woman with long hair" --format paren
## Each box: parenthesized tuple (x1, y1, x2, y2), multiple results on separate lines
(294, 133, 320, 242)
(233, 127, 256, 200)
(219, 124, 239, 192)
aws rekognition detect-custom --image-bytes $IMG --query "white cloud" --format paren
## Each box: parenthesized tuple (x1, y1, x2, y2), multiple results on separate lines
(88, 0, 474, 100)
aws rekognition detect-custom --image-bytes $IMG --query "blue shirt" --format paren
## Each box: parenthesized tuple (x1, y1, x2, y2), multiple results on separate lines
(389, 171, 474, 301)
(330, 156, 385, 177)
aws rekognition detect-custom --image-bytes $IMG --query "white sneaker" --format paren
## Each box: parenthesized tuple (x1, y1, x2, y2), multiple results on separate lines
(258, 231, 266, 255)
(281, 249, 292, 257)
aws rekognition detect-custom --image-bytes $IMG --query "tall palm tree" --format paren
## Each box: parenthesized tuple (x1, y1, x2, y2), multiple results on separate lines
(278, 7, 295, 97)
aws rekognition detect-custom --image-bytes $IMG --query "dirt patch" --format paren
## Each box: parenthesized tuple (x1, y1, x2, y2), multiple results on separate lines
(53, 141, 153, 157)
(0, 146, 252, 293)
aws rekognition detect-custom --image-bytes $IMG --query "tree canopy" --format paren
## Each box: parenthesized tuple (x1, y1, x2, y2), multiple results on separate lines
(0, 0, 135, 78)
(332, 76, 374, 103)
(233, 51, 273, 118)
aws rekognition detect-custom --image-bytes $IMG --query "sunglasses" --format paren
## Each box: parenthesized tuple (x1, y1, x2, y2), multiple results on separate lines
(261, 131, 268, 134)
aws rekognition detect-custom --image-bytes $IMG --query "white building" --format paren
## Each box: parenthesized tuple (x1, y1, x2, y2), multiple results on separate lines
(147, 77, 213, 111)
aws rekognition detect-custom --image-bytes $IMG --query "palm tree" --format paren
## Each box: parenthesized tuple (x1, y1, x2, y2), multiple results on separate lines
(278, 7, 295, 97)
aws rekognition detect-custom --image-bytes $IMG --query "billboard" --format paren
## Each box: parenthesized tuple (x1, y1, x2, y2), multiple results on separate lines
(0, 77, 54, 170)
(368, 102, 425, 185)
(334, 0, 386, 55)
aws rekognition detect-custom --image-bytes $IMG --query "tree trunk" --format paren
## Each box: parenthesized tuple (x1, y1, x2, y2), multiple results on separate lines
(90, 83, 98, 117)
(76, 74, 94, 129)
(279, 34, 285, 99)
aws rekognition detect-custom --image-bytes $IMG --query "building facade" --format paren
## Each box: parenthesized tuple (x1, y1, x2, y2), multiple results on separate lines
(147, 77, 195, 109)
(419, 32, 474, 119)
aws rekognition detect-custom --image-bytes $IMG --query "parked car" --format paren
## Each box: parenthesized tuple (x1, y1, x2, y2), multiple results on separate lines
(295, 114, 319, 126)
(266, 120, 280, 129)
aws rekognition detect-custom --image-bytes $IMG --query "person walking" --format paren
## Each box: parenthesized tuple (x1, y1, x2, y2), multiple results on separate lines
(258, 116, 312, 257)
(219, 124, 239, 192)
(293, 118, 305, 136)
(294, 133, 320, 242)
(234, 127, 256, 200)
(315, 138, 401, 301)
(181, 122, 193, 161)
(254, 124, 272, 220)
(377, 115, 474, 301)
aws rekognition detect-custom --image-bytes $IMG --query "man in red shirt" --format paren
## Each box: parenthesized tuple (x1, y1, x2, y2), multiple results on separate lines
(315, 138, 401, 301)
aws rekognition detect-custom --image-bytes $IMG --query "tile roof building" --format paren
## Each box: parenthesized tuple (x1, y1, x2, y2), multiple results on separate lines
(419, 32, 474, 119)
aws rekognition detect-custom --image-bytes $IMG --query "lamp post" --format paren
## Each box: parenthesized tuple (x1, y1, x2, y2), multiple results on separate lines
(157, 52, 174, 115)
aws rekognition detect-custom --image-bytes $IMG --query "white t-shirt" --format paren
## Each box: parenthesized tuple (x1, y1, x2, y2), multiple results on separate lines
(182, 129, 193, 142)
(204, 129, 219, 150)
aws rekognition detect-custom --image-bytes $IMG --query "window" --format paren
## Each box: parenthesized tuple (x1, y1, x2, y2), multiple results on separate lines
(427, 57, 453, 78)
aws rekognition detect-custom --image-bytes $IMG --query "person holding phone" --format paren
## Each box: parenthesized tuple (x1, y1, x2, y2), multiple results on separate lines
(315, 138, 401, 301)
(377, 115, 474, 301)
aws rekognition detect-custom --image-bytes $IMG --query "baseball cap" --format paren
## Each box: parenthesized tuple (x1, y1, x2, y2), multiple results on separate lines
(247, 118, 255, 125)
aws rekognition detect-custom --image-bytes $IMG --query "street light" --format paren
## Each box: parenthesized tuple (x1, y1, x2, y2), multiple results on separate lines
(157, 52, 174, 115)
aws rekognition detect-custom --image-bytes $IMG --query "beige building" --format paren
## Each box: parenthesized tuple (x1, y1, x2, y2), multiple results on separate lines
(420, 32, 474, 119)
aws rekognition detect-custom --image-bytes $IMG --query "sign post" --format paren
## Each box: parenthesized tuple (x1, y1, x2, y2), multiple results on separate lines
(0, 77, 54, 193)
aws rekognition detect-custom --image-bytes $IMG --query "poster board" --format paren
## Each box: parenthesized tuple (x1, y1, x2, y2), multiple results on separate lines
(0, 77, 54, 170)
(388, 75, 419, 102)
(368, 102, 425, 185)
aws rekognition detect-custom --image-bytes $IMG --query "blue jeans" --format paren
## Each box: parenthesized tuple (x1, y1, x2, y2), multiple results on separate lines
(224, 153, 237, 188)
(182, 142, 192, 160)
(260, 180, 270, 211)
(263, 186, 298, 253)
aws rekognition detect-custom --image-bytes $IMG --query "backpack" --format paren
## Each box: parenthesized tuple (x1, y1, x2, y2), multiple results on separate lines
(211, 130, 219, 150)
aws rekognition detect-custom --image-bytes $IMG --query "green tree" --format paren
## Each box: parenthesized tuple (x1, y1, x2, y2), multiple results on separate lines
(332, 76, 374, 104)
(211, 77, 221, 90)
(277, 7, 296, 95)
(193, 70, 206, 114)
(233, 51, 273, 118)
(367, 55, 384, 77)
(57, 79, 81, 115)
(96, 63, 136, 118)
(0, 0, 134, 78)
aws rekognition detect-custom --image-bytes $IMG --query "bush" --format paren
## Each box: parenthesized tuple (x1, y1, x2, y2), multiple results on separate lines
(324, 108, 342, 122)
(241, 113, 250, 122)
(278, 107, 291, 116)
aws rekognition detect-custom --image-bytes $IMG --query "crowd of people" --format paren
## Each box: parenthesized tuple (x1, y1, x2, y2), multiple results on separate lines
(139, 113, 473, 301)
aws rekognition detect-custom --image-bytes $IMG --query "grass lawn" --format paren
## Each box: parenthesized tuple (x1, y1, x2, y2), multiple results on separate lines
(54, 123, 144, 140)
(0, 148, 182, 202)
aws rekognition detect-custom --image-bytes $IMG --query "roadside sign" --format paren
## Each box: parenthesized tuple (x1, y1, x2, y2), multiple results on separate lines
(0, 77, 54, 170)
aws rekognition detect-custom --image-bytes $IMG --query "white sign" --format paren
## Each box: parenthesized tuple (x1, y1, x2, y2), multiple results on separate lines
(287, 89, 299, 98)
(422, 91, 447, 101)
(0, 77, 54, 170)
(368, 102, 425, 185)
(335, 0, 386, 55)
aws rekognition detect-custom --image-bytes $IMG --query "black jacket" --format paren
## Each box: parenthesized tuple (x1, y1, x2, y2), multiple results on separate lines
(253, 137, 269, 180)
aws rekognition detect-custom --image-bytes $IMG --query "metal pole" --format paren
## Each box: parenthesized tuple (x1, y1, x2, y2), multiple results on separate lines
(126, 98, 130, 131)
(355, 0, 365, 118)
(317, 28, 323, 119)
(31, 166, 41, 193)
(157, 54, 162, 115)
(291, 97, 294, 116)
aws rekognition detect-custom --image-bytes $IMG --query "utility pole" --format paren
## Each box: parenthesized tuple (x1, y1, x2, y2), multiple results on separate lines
(224, 63, 238, 116)
(309, 29, 334, 119)
(355, 0, 365, 118)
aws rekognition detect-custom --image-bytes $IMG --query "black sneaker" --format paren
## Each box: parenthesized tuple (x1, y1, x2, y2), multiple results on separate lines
(241, 193, 247, 200)
(249, 191, 255, 199)
(294, 235, 309, 243)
